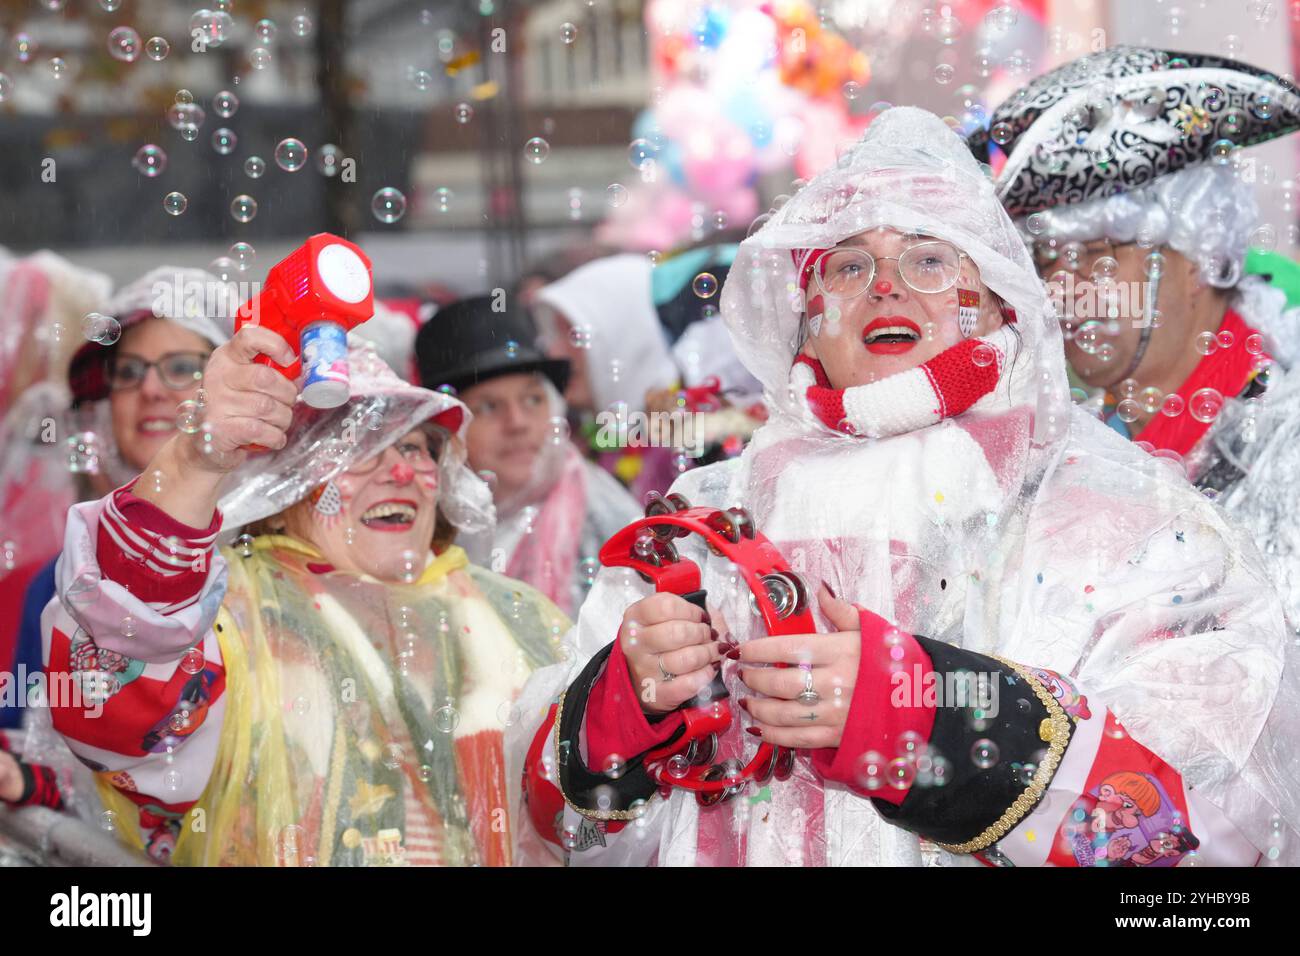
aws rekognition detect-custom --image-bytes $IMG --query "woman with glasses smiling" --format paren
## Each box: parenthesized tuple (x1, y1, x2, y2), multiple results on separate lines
(2, 267, 229, 814)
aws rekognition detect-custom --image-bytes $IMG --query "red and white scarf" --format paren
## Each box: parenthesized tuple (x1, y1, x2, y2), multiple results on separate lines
(792, 334, 1009, 439)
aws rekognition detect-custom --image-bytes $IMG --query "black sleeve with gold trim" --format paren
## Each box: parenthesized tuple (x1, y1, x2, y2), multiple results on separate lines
(555, 642, 686, 819)
(870, 635, 1074, 851)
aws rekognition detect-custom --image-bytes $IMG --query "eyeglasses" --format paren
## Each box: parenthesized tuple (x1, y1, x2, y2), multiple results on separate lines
(813, 240, 968, 298)
(108, 352, 209, 392)
(345, 427, 446, 476)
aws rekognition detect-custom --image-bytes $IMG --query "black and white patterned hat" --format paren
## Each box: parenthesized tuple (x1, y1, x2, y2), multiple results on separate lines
(969, 46, 1300, 217)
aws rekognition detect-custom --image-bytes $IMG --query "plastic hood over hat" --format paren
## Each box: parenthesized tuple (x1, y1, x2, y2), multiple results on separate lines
(218, 341, 493, 534)
(104, 266, 235, 347)
(534, 254, 679, 413)
(508, 108, 1299, 867)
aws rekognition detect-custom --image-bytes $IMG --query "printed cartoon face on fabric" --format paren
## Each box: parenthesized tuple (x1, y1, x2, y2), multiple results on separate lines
(799, 227, 1008, 388)
(282, 425, 443, 581)
(109, 318, 212, 470)
(459, 372, 551, 502)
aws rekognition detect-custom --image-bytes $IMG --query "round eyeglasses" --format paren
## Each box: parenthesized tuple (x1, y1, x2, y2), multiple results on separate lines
(813, 240, 967, 298)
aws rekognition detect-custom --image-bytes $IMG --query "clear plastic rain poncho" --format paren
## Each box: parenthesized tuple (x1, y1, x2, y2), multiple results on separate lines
(507, 107, 1299, 867)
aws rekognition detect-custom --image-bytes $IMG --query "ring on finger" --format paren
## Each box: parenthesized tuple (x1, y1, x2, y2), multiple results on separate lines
(657, 656, 676, 683)
(796, 665, 820, 705)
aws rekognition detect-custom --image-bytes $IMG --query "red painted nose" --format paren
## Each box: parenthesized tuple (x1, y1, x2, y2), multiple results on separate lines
(874, 279, 892, 295)
(390, 462, 415, 483)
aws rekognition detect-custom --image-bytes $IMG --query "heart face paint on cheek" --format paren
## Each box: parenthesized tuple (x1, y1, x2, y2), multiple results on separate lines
(957, 288, 980, 338)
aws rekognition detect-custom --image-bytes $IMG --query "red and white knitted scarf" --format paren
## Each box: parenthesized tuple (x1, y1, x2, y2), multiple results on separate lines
(792, 335, 1007, 438)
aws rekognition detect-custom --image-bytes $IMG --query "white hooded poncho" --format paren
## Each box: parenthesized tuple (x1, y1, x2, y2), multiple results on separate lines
(508, 108, 1300, 868)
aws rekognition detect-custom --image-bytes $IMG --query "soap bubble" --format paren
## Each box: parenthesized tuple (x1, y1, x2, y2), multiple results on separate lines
(163, 191, 188, 216)
(1194, 331, 1218, 355)
(234, 533, 255, 557)
(249, 47, 272, 70)
(145, 36, 169, 61)
(524, 136, 550, 164)
(179, 647, 205, 675)
(208, 256, 237, 282)
(82, 312, 121, 345)
(692, 272, 718, 298)
(211, 127, 237, 155)
(255, 18, 277, 43)
(971, 343, 996, 367)
(132, 145, 167, 178)
(243, 156, 266, 178)
(107, 26, 141, 63)
(48, 57, 68, 80)
(176, 400, 203, 433)
(316, 143, 343, 176)
(434, 187, 453, 213)
(434, 704, 460, 734)
(291, 14, 313, 38)
(229, 241, 256, 270)
(382, 743, 404, 769)
(454, 102, 473, 123)
(212, 90, 238, 118)
(971, 738, 1000, 768)
(606, 183, 629, 207)
(65, 433, 100, 473)
(1189, 387, 1224, 423)
(371, 187, 406, 223)
(628, 138, 656, 169)
(1245, 332, 1265, 355)
(229, 195, 257, 223)
(166, 102, 204, 131)
(274, 138, 307, 172)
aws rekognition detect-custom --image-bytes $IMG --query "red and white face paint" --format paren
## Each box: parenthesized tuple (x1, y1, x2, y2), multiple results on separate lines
(289, 428, 443, 580)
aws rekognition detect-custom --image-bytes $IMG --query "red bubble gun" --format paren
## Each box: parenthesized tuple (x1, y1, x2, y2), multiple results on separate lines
(233, 233, 374, 412)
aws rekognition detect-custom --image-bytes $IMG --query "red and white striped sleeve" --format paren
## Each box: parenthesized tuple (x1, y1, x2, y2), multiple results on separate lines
(41, 487, 231, 861)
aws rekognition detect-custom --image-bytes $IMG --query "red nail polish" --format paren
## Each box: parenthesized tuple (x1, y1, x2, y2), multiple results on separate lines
(709, 626, 720, 641)
(824, 580, 837, 599)
(725, 645, 741, 661)
(745, 726, 763, 737)
(737, 698, 751, 712)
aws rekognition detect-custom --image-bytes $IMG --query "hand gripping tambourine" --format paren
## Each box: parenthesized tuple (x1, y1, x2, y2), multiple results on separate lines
(599, 491, 817, 806)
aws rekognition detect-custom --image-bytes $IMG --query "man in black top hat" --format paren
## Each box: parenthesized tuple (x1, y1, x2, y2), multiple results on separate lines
(416, 296, 639, 616)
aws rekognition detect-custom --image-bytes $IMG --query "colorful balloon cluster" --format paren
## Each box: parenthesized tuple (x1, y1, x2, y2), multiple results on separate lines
(600, 0, 874, 249)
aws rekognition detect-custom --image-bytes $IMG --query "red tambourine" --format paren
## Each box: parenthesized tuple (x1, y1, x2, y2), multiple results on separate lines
(598, 491, 816, 805)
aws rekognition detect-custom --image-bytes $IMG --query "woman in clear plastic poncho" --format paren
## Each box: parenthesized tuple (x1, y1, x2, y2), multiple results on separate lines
(509, 108, 1299, 868)
(42, 326, 565, 866)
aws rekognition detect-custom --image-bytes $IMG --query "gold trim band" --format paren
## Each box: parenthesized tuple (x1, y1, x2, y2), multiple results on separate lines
(552, 691, 654, 822)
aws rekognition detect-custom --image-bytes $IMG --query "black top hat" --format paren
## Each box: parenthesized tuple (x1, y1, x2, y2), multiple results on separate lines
(415, 295, 571, 396)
